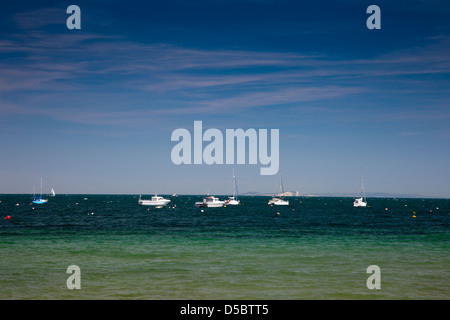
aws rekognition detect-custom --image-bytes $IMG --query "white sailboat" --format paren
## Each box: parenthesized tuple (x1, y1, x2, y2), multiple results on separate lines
(32, 178, 48, 204)
(226, 168, 240, 205)
(353, 167, 367, 207)
(268, 172, 289, 206)
(138, 195, 171, 206)
(50, 188, 56, 197)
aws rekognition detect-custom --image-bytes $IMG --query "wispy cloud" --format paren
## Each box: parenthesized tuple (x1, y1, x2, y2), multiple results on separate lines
(12, 8, 64, 30)
(1, 15, 449, 129)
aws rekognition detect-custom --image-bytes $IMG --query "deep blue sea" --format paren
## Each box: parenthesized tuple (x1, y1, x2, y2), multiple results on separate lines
(0, 194, 449, 299)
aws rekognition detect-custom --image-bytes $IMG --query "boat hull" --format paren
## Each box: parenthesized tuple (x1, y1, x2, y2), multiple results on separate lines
(32, 199, 48, 204)
(268, 197, 289, 205)
(353, 198, 367, 207)
(139, 199, 171, 206)
(195, 202, 225, 208)
(270, 201, 289, 205)
(226, 197, 240, 205)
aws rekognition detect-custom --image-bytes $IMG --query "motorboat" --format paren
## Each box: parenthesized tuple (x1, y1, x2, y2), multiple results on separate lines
(195, 196, 225, 208)
(138, 195, 171, 206)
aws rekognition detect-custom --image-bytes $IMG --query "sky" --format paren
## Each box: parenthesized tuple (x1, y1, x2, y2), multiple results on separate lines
(0, 0, 449, 197)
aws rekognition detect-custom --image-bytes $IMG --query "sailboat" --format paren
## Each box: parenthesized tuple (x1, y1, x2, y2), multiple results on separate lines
(226, 168, 240, 205)
(32, 178, 48, 204)
(353, 167, 367, 207)
(268, 172, 289, 206)
(50, 188, 56, 197)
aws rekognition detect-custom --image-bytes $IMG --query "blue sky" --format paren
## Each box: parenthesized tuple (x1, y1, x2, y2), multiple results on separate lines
(1, 0, 449, 197)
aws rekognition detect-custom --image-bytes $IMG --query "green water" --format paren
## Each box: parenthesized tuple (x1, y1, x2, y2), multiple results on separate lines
(0, 195, 449, 299)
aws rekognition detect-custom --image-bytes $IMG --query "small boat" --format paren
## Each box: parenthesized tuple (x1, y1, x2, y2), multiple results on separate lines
(353, 197, 367, 207)
(268, 197, 289, 206)
(138, 195, 171, 206)
(32, 178, 48, 204)
(268, 172, 289, 206)
(49, 188, 56, 197)
(195, 196, 225, 208)
(353, 167, 368, 207)
(226, 168, 240, 205)
(32, 196, 48, 204)
(227, 197, 240, 205)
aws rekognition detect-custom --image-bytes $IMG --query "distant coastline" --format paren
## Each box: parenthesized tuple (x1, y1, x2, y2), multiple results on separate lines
(240, 191, 438, 199)
(0, 192, 445, 199)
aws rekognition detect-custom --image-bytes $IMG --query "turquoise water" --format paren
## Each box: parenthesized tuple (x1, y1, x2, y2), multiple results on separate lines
(0, 195, 449, 299)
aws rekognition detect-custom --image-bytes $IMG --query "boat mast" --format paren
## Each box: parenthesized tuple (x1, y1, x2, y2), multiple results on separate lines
(232, 168, 239, 200)
(279, 172, 285, 197)
(360, 167, 366, 202)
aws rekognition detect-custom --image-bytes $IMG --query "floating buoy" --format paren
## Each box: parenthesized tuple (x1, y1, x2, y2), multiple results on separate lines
(413, 211, 416, 218)
(201, 209, 204, 213)
(385, 208, 388, 211)
(4, 216, 11, 220)
(277, 212, 280, 215)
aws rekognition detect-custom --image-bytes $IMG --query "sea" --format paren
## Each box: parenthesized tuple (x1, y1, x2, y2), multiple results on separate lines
(0, 194, 449, 300)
